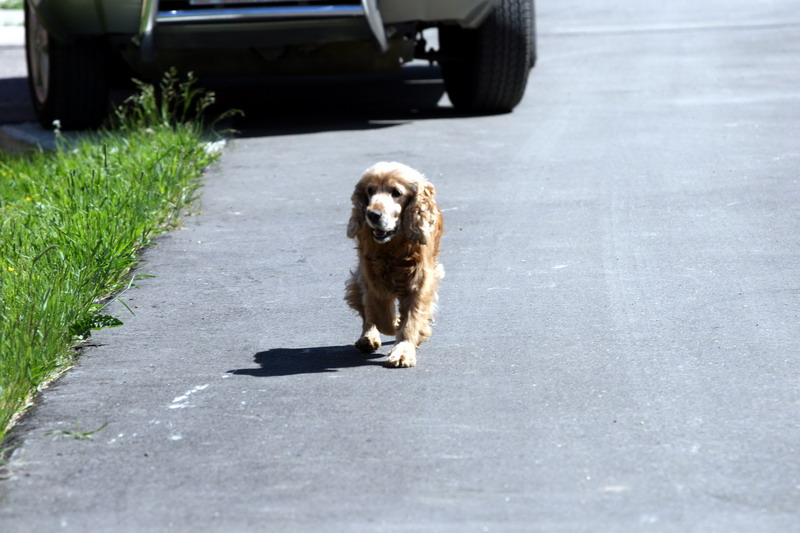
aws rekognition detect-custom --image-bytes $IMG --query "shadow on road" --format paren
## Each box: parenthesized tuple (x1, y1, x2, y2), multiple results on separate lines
(1, 64, 473, 136)
(0, 77, 35, 124)
(207, 64, 468, 137)
(230, 344, 387, 377)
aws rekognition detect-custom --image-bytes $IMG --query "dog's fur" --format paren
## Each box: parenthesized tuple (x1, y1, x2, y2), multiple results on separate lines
(345, 162, 444, 368)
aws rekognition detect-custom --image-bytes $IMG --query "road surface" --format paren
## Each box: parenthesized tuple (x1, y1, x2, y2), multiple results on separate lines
(1, 0, 799, 531)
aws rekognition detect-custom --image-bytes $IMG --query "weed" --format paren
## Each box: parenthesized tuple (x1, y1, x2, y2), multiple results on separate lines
(46, 422, 109, 441)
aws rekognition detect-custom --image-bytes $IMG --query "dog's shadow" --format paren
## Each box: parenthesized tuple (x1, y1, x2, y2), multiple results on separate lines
(229, 344, 391, 377)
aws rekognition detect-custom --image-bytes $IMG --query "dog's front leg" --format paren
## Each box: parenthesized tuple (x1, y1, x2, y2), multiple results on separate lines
(355, 293, 395, 354)
(387, 281, 436, 368)
(386, 305, 421, 368)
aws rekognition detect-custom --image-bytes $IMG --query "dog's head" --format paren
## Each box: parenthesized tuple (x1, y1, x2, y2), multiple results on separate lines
(347, 162, 437, 245)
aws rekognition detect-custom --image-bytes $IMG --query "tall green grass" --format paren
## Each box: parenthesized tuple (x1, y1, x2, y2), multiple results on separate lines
(0, 70, 229, 441)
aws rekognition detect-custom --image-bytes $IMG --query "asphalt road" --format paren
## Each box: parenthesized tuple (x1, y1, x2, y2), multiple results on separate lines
(2, 0, 800, 531)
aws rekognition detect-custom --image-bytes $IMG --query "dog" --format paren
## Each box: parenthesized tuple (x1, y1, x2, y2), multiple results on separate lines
(345, 162, 444, 368)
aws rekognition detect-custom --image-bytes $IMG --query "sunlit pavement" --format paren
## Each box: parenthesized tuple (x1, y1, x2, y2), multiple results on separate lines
(1, 1, 799, 531)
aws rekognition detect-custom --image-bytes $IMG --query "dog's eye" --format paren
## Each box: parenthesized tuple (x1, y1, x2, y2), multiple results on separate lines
(366, 187, 374, 196)
(391, 188, 402, 198)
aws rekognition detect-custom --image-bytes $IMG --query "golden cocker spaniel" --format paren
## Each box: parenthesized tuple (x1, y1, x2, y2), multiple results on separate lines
(345, 162, 444, 368)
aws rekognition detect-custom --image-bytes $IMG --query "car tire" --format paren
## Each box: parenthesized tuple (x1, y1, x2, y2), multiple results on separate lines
(439, 0, 535, 113)
(24, 1, 109, 130)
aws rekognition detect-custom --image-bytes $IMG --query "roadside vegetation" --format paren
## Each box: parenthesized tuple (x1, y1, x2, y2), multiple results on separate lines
(0, 1, 22, 10)
(0, 70, 230, 442)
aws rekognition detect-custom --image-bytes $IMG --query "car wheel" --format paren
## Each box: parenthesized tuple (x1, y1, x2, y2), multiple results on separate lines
(24, 1, 109, 130)
(439, 0, 535, 113)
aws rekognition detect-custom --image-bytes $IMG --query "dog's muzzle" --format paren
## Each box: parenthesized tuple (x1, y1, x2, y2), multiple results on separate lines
(366, 209, 397, 243)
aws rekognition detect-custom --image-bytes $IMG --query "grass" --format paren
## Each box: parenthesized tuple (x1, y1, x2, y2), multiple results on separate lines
(0, 69, 231, 442)
(0, 1, 22, 10)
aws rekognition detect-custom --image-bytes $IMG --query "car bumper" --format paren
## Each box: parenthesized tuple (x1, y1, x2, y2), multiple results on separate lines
(32, 0, 495, 42)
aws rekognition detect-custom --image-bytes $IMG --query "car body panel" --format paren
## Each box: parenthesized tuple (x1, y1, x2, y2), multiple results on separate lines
(28, 0, 141, 39)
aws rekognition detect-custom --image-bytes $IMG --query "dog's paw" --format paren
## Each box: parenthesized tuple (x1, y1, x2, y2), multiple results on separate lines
(355, 334, 381, 354)
(385, 341, 416, 368)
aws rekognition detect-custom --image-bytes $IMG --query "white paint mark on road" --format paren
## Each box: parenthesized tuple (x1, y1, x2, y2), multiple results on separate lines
(169, 384, 209, 409)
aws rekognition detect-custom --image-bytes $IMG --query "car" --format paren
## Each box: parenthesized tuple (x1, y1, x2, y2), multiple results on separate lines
(24, 0, 536, 129)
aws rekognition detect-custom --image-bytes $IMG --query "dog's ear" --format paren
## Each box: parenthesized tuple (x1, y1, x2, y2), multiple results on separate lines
(403, 181, 437, 245)
(347, 184, 367, 239)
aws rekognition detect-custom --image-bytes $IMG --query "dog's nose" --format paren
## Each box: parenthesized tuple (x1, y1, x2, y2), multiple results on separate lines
(367, 210, 382, 224)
